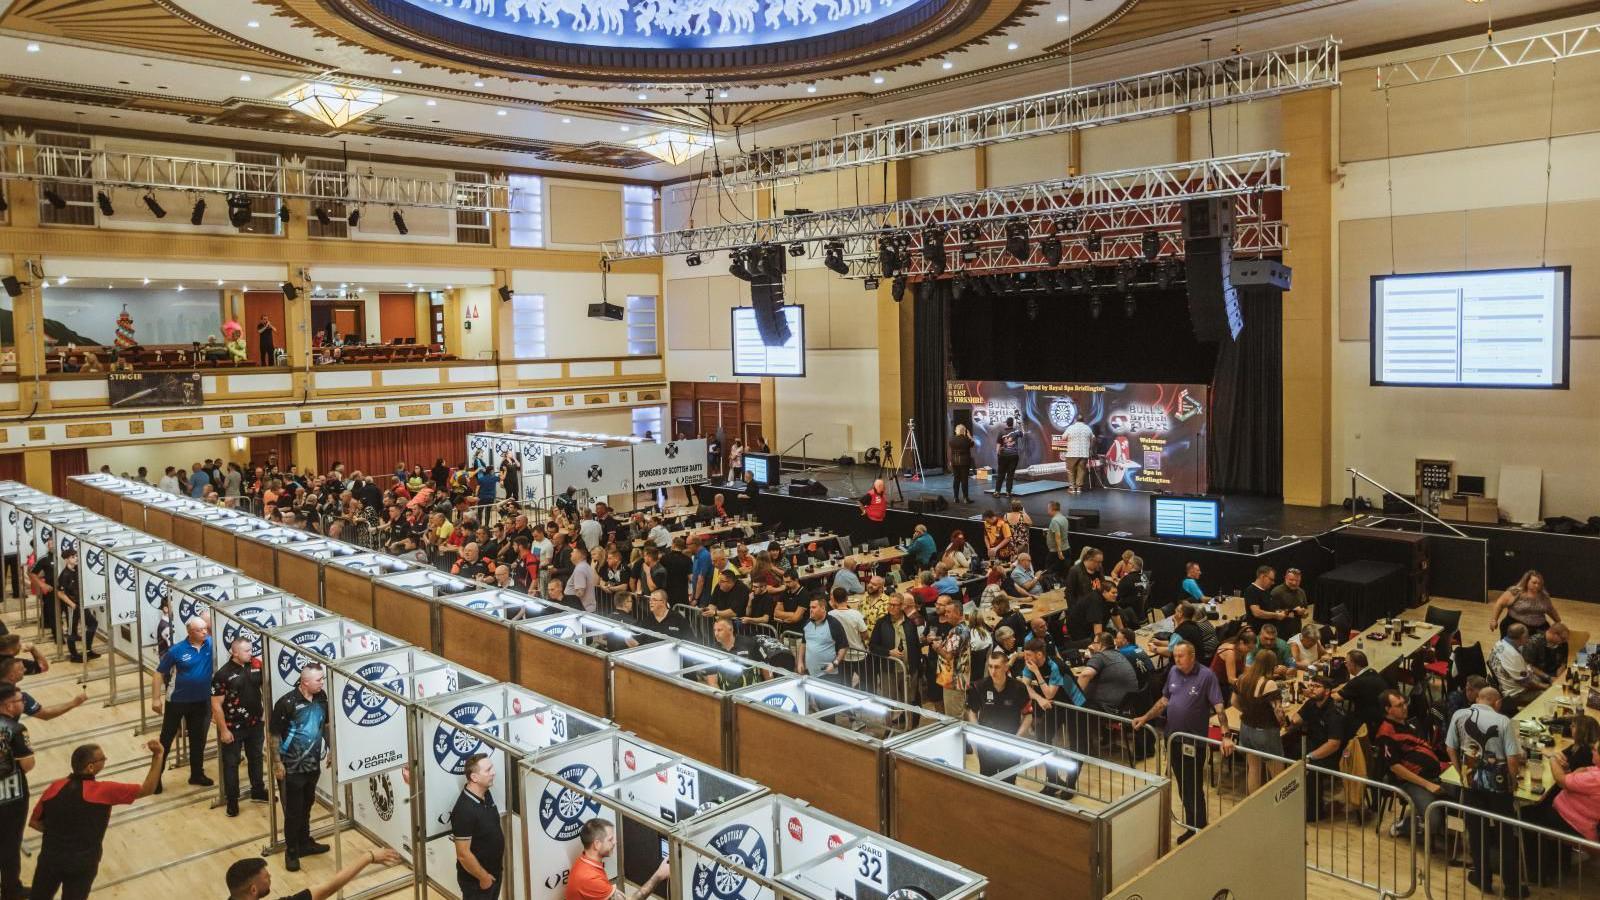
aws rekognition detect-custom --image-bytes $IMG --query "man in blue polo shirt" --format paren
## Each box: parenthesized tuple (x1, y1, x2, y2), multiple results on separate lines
(931, 563, 961, 598)
(688, 536, 714, 606)
(153, 616, 215, 792)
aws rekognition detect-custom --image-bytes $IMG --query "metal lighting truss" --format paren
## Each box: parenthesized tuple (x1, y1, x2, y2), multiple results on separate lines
(604, 150, 1286, 277)
(0, 142, 523, 212)
(1375, 21, 1600, 89)
(709, 36, 1338, 188)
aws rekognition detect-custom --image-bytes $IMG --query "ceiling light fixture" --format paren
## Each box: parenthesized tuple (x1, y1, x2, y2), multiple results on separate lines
(425, 99, 437, 106)
(473, 80, 485, 87)
(176, 284, 185, 292)
(718, 90, 729, 98)
(637, 93, 648, 101)
(561, 117, 572, 124)
(823, 241, 848, 276)
(941, 61, 953, 70)
(246, 20, 259, 27)
(496, 109, 508, 116)
(685, 253, 702, 267)
(280, 83, 395, 129)
(190, 196, 206, 226)
(806, 84, 817, 93)
(1007, 42, 1019, 51)
(41, 189, 66, 210)
(226, 193, 254, 228)
(25, 43, 40, 53)
(347, 208, 362, 228)
(872, 76, 885, 85)
(391, 209, 408, 235)
(239, 74, 252, 82)
(96, 191, 115, 217)
(1056, 13, 1069, 22)
(277, 203, 290, 223)
(391, 67, 402, 75)
(1003, 218, 1030, 261)
(314, 206, 331, 227)
(890, 275, 907, 303)
(728, 249, 752, 282)
(142, 277, 150, 285)
(57, 276, 68, 286)
(630, 130, 714, 165)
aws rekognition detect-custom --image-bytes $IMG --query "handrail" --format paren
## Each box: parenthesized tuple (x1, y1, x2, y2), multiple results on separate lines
(777, 432, 813, 457)
(1345, 467, 1468, 538)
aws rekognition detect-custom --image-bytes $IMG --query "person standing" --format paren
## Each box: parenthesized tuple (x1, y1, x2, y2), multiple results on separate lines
(225, 848, 401, 900)
(270, 663, 330, 872)
(28, 739, 164, 899)
(566, 818, 669, 900)
(211, 635, 267, 817)
(966, 652, 1033, 776)
(800, 596, 848, 682)
(256, 314, 276, 366)
(993, 418, 1022, 497)
(1062, 416, 1095, 494)
(1444, 686, 1524, 896)
(55, 548, 97, 663)
(0, 684, 34, 900)
(1045, 501, 1071, 578)
(948, 424, 975, 503)
(1131, 642, 1233, 839)
(27, 540, 59, 641)
(153, 617, 216, 791)
(452, 754, 504, 900)
(1288, 675, 1347, 821)
(858, 478, 889, 539)
(930, 596, 972, 720)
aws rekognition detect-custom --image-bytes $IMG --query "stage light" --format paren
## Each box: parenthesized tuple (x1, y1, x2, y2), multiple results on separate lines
(1124, 294, 1137, 317)
(921, 225, 947, 276)
(877, 238, 899, 277)
(1059, 211, 1081, 232)
(959, 223, 980, 262)
(1143, 229, 1161, 261)
(823, 241, 848, 276)
(728, 249, 752, 282)
(42, 189, 66, 211)
(227, 193, 254, 228)
(190, 197, 207, 226)
(1085, 231, 1102, 253)
(498, 285, 513, 303)
(863, 276, 880, 291)
(314, 206, 331, 227)
(916, 279, 935, 303)
(955, 270, 973, 297)
(788, 242, 806, 258)
(347, 208, 361, 228)
(1089, 296, 1103, 319)
(1156, 261, 1176, 290)
(1115, 262, 1134, 293)
(1003, 218, 1030, 261)
(890, 275, 907, 303)
(1025, 295, 1039, 321)
(1040, 234, 1063, 266)
(96, 191, 114, 217)
(143, 193, 166, 218)
(685, 252, 702, 267)
(392, 209, 408, 234)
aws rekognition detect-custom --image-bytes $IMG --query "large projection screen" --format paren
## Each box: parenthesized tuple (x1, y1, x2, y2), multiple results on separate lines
(1371, 267, 1570, 388)
(730, 306, 805, 377)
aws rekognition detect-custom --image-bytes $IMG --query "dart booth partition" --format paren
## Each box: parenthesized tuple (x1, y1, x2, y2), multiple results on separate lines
(372, 568, 482, 650)
(512, 610, 658, 718)
(609, 636, 788, 768)
(728, 675, 949, 831)
(412, 681, 612, 898)
(436, 587, 564, 682)
(888, 722, 1170, 900)
(169, 504, 247, 556)
(199, 514, 283, 570)
(321, 551, 418, 625)
(676, 794, 988, 900)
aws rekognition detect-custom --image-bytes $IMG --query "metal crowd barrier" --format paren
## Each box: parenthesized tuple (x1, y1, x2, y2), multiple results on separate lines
(1422, 799, 1600, 899)
(1303, 763, 1420, 899)
(1036, 700, 1165, 781)
(1163, 731, 1297, 835)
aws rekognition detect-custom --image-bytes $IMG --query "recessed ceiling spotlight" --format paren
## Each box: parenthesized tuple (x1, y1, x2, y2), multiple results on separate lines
(637, 93, 648, 100)
(473, 80, 485, 87)
(1056, 12, 1069, 22)
(142, 277, 150, 285)
(561, 117, 572, 123)
(246, 19, 260, 27)
(425, 99, 436, 106)
(216, 279, 225, 286)
(620, 125, 630, 132)
(805, 84, 816, 93)
(239, 74, 252, 82)
(176, 284, 185, 292)
(872, 76, 885, 84)
(496, 109, 507, 116)
(1007, 42, 1019, 51)
(718, 90, 729, 98)
(25, 43, 40, 52)
(941, 60, 953, 70)
(391, 67, 402, 75)
(57, 276, 68, 285)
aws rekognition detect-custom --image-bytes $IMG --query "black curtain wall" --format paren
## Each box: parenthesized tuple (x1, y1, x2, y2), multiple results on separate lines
(1208, 288, 1284, 495)
(912, 282, 951, 470)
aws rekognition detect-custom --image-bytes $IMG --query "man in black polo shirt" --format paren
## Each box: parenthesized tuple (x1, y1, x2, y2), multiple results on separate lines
(660, 538, 693, 607)
(29, 738, 164, 899)
(211, 635, 267, 817)
(27, 540, 58, 638)
(451, 753, 504, 900)
(640, 590, 691, 640)
(1063, 584, 1108, 647)
(702, 569, 750, 621)
(270, 663, 330, 872)
(631, 546, 667, 597)
(966, 652, 1033, 778)
(0, 683, 35, 900)
(1335, 649, 1390, 739)
(1288, 675, 1348, 821)
(56, 548, 97, 663)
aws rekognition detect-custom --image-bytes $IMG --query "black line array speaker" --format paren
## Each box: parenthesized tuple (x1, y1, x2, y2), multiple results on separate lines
(1183, 198, 1244, 342)
(749, 244, 792, 346)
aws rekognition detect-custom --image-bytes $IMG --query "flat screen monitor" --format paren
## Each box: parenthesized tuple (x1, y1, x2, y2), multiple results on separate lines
(1150, 495, 1223, 542)
(1371, 267, 1570, 388)
(731, 306, 805, 377)
(743, 451, 778, 486)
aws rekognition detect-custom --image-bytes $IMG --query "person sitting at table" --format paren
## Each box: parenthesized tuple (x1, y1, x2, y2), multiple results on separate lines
(1234, 649, 1288, 793)
(1109, 549, 1136, 582)
(931, 563, 961, 599)
(1063, 582, 1111, 648)
(1290, 623, 1331, 669)
(1523, 728, 1600, 878)
(1288, 675, 1349, 821)
(1114, 628, 1157, 685)
(1009, 553, 1046, 596)
(1490, 623, 1549, 714)
(1148, 602, 1205, 660)
(988, 593, 1027, 645)
(1521, 621, 1571, 678)
(908, 571, 939, 609)
(941, 531, 973, 570)
(904, 524, 937, 577)
(1248, 623, 1295, 672)
(1028, 618, 1068, 671)
(1180, 561, 1209, 605)
(1335, 649, 1391, 740)
(1376, 689, 1459, 840)
(993, 626, 1024, 674)
(831, 557, 864, 595)
(1490, 569, 1561, 637)
(1117, 555, 1152, 624)
(1079, 631, 1139, 714)
(733, 543, 757, 572)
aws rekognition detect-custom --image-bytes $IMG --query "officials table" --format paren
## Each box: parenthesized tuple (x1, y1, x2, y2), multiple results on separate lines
(1318, 560, 1407, 630)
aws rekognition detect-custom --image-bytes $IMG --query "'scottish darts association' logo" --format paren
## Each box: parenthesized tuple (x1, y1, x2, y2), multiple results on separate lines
(538, 763, 603, 841)
(760, 693, 799, 714)
(276, 630, 336, 681)
(663, 443, 680, 459)
(691, 824, 769, 900)
(222, 608, 275, 656)
(85, 548, 105, 574)
(369, 773, 396, 822)
(432, 701, 498, 776)
(341, 661, 406, 727)
(114, 561, 135, 590)
(1048, 396, 1079, 430)
(586, 464, 604, 483)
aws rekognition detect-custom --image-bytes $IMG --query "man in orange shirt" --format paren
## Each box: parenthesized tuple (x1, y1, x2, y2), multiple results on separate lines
(567, 818, 669, 900)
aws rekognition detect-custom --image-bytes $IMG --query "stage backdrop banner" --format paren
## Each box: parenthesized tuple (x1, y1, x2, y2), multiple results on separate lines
(946, 381, 1209, 494)
(633, 438, 708, 491)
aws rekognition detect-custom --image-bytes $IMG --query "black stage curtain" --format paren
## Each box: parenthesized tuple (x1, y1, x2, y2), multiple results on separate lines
(912, 282, 951, 469)
(1209, 288, 1283, 495)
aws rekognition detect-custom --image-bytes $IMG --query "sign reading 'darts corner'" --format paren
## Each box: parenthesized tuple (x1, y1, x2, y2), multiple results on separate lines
(548, 446, 634, 497)
(633, 439, 708, 491)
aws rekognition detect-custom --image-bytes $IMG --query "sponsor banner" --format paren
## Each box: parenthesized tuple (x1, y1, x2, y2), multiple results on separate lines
(108, 370, 204, 408)
(332, 651, 412, 784)
(422, 692, 507, 840)
(633, 438, 709, 491)
(683, 803, 775, 900)
(548, 446, 634, 498)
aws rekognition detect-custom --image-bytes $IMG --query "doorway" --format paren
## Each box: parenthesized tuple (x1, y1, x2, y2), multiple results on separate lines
(310, 301, 367, 345)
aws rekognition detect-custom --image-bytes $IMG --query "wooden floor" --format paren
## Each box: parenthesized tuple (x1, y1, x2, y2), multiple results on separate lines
(6, 589, 1597, 899)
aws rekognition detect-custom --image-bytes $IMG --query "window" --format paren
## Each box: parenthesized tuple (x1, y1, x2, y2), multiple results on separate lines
(632, 406, 663, 440)
(305, 157, 349, 239)
(35, 132, 95, 227)
(625, 295, 658, 356)
(624, 184, 655, 251)
(508, 174, 543, 248)
(516, 414, 550, 431)
(454, 171, 492, 245)
(512, 294, 547, 358)
(233, 151, 283, 235)
(429, 291, 446, 347)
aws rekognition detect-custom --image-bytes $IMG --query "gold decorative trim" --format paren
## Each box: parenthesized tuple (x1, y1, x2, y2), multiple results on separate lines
(65, 423, 114, 439)
(398, 404, 431, 416)
(327, 408, 363, 422)
(129, 421, 145, 434)
(219, 415, 235, 428)
(162, 417, 203, 432)
(464, 400, 495, 412)
(28, 427, 46, 441)
(248, 413, 288, 427)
